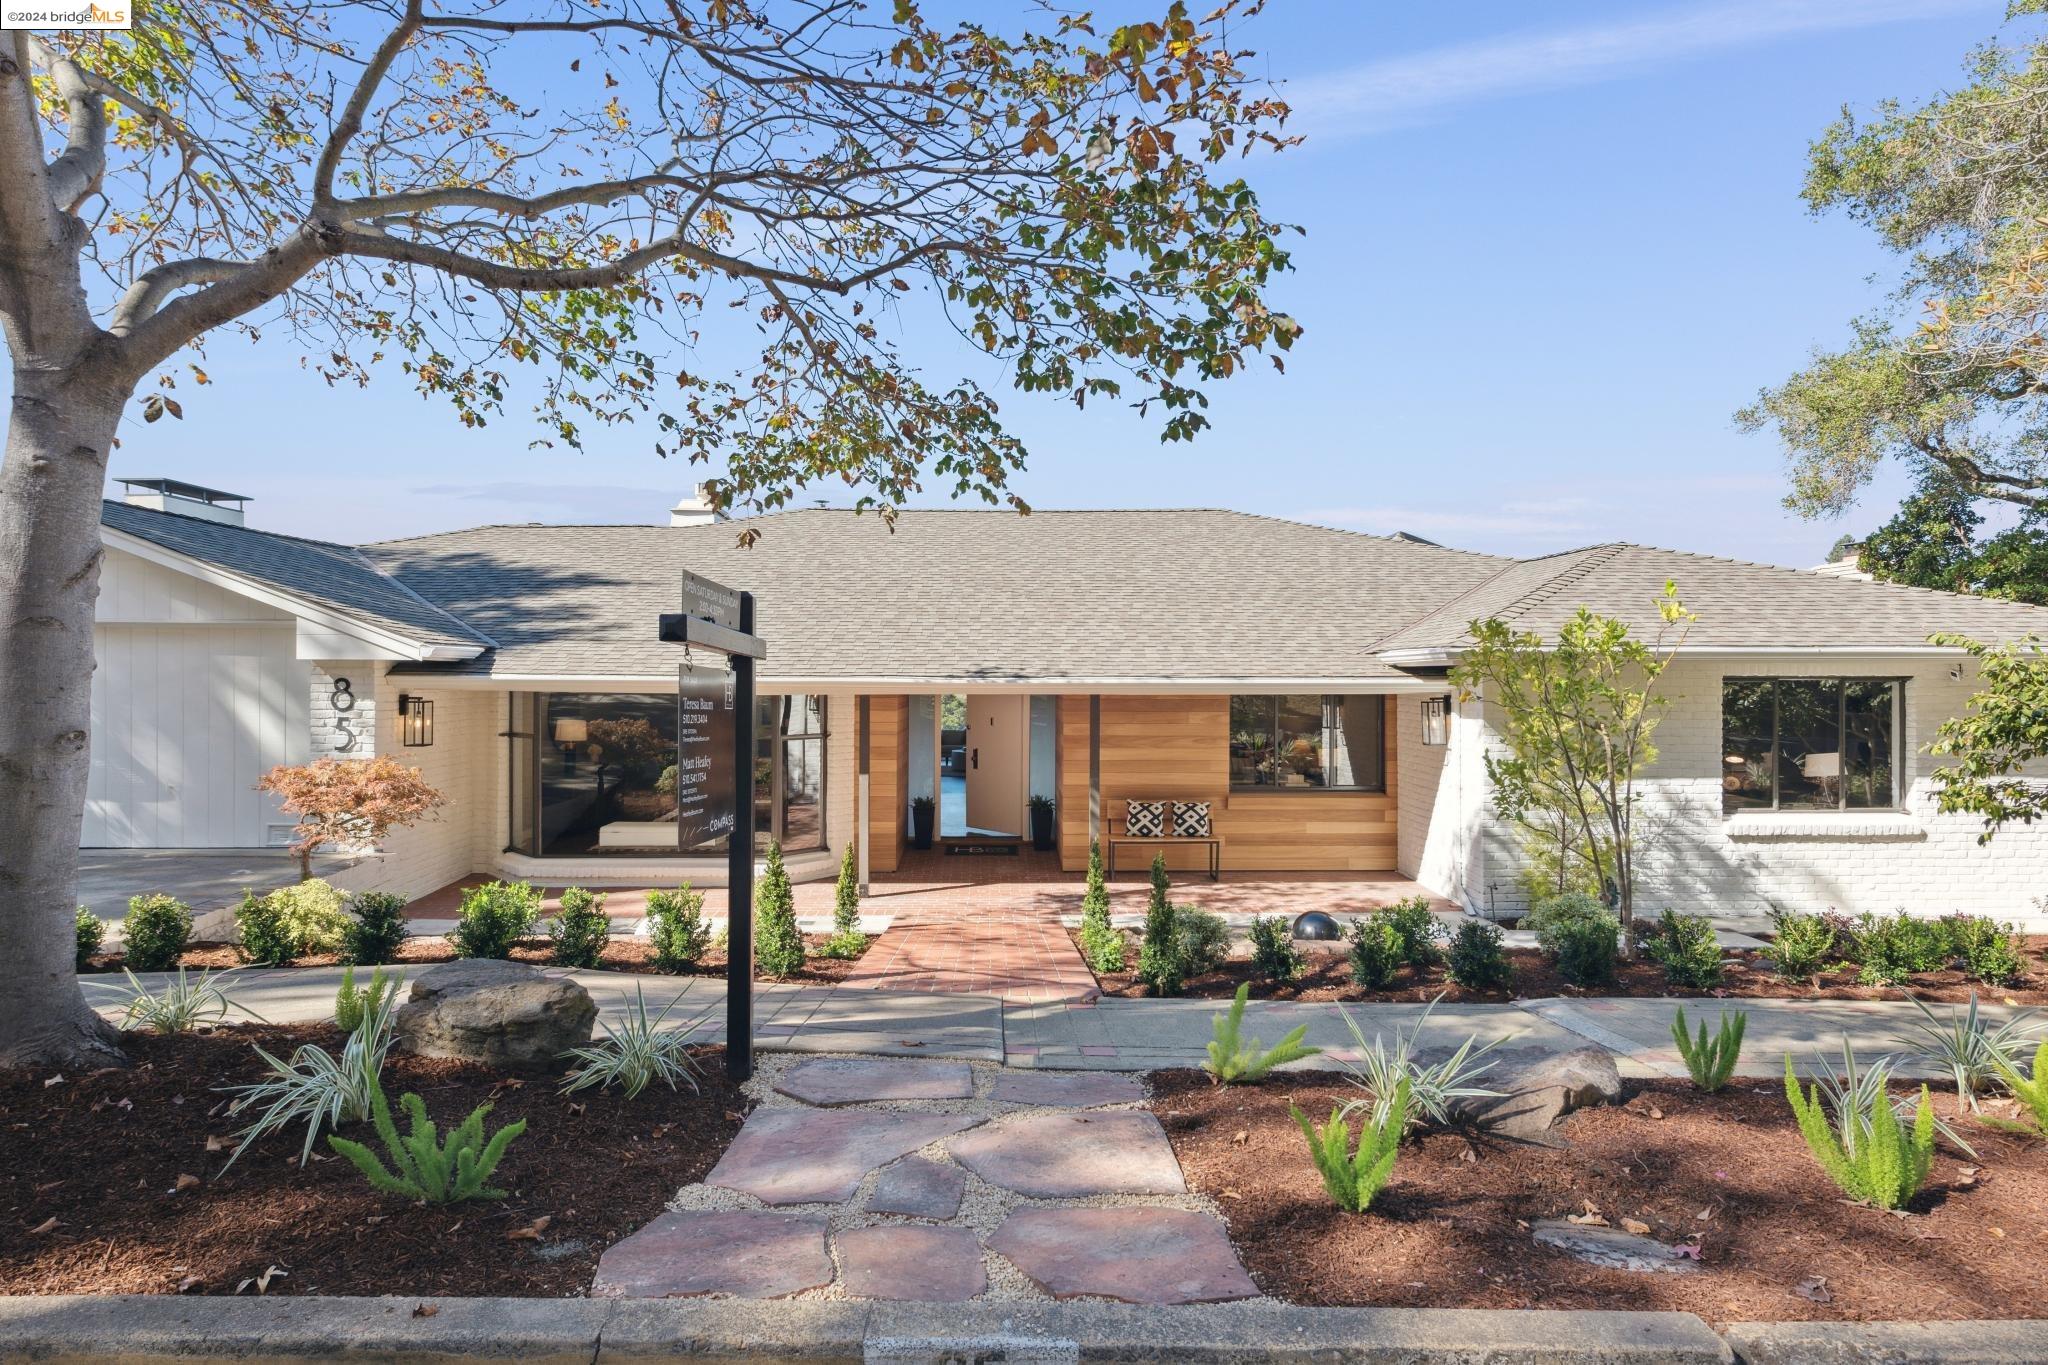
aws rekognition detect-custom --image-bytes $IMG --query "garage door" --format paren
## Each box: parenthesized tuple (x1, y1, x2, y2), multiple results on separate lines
(85, 625, 309, 847)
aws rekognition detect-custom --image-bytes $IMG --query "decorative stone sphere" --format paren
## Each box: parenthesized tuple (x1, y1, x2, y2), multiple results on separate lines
(1291, 911, 1342, 941)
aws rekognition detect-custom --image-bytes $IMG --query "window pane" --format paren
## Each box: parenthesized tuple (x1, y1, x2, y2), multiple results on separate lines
(1229, 696, 1274, 786)
(783, 736, 825, 850)
(1275, 695, 1326, 787)
(507, 692, 538, 855)
(541, 694, 679, 854)
(1843, 681, 1898, 809)
(1776, 679, 1842, 810)
(1721, 680, 1776, 813)
(1323, 696, 1385, 790)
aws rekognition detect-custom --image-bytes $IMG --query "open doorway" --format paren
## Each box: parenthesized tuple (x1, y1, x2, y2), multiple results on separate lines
(936, 693, 1027, 838)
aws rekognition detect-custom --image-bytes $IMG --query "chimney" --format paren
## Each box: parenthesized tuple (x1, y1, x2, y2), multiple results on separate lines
(116, 476, 249, 527)
(669, 482, 725, 528)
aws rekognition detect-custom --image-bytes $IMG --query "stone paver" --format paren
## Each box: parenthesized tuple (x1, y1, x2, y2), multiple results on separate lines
(988, 1208, 1256, 1305)
(948, 1111, 1184, 1196)
(707, 1109, 983, 1205)
(591, 1211, 832, 1299)
(866, 1157, 966, 1219)
(775, 1057, 974, 1106)
(986, 1071, 1144, 1107)
(834, 1225, 986, 1302)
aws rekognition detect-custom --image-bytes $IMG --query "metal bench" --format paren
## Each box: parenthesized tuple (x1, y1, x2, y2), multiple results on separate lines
(1105, 799, 1222, 881)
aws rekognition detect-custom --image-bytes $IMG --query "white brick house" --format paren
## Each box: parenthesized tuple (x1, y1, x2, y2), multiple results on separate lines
(92, 486, 2048, 924)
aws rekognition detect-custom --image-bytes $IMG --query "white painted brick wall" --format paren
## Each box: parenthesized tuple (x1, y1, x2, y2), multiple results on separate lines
(1449, 655, 2048, 925)
(326, 672, 497, 902)
(308, 663, 377, 760)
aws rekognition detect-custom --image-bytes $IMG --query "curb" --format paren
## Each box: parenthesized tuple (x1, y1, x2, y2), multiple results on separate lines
(0, 1296, 1730, 1363)
(1723, 1319, 2048, 1363)
(5, 1296, 2045, 1363)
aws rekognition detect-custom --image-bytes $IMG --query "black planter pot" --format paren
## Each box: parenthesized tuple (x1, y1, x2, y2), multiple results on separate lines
(911, 802, 935, 850)
(1030, 803, 1056, 852)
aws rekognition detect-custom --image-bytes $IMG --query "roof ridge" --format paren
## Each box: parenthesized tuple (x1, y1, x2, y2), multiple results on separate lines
(102, 498, 365, 556)
(1613, 542, 2048, 612)
(1494, 543, 1629, 624)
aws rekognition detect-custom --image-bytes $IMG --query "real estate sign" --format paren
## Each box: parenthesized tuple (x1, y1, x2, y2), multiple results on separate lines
(674, 663, 737, 851)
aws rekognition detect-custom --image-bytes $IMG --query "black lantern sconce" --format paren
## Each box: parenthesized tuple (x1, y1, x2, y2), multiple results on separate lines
(397, 693, 435, 747)
(1420, 694, 1451, 747)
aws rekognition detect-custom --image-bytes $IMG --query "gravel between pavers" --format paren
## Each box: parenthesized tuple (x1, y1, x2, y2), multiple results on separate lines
(660, 1052, 1273, 1306)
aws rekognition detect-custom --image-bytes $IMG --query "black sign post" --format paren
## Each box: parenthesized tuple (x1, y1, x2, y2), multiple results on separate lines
(659, 575, 765, 1083)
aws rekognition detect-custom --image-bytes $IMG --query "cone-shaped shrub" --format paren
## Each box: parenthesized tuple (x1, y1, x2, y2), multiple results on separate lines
(754, 841, 807, 978)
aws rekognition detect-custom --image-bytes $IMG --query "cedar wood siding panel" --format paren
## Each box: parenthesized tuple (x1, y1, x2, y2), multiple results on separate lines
(865, 694, 908, 874)
(1057, 694, 1399, 874)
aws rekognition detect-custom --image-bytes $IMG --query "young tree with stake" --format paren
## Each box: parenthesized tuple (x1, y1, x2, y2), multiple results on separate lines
(0, 0, 1300, 1064)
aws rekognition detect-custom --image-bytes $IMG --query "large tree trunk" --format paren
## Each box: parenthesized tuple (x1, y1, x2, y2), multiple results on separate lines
(0, 360, 127, 1068)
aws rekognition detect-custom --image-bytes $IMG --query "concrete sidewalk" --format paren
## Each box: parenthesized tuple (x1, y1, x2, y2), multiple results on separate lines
(85, 967, 1004, 1062)
(87, 965, 2031, 1080)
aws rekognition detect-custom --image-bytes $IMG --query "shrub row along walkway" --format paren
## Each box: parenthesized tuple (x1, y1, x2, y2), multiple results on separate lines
(592, 1054, 1257, 1304)
(95, 965, 2028, 1081)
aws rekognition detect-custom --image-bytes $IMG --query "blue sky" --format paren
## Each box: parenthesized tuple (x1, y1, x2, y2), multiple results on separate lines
(79, 0, 2015, 564)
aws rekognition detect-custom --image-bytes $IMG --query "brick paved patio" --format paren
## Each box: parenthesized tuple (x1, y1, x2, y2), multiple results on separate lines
(403, 849, 1444, 1004)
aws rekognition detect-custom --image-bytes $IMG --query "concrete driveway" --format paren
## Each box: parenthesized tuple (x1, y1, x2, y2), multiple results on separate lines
(76, 848, 357, 920)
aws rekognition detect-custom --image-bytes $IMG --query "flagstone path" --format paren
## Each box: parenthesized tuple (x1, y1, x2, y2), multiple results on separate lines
(592, 1053, 1261, 1306)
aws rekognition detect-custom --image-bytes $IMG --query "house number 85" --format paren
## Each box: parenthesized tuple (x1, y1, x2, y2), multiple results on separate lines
(331, 677, 360, 753)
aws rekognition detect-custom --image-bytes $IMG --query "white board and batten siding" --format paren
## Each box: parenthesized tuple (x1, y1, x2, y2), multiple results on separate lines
(85, 549, 309, 848)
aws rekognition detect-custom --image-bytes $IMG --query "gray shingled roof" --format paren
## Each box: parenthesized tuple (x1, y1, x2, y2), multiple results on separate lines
(1371, 542, 2048, 656)
(101, 501, 491, 655)
(363, 509, 1515, 684)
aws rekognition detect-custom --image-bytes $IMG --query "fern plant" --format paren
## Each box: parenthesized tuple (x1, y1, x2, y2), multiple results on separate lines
(1203, 983, 1320, 1084)
(327, 1081, 526, 1204)
(1293, 1076, 1410, 1213)
(1784, 1053, 1937, 1211)
(559, 985, 703, 1099)
(1992, 1041, 2048, 1132)
(333, 964, 396, 1033)
(1671, 1006, 1746, 1092)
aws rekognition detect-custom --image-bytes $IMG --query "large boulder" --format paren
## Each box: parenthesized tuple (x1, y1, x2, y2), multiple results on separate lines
(1451, 1045, 1623, 1143)
(394, 959, 596, 1071)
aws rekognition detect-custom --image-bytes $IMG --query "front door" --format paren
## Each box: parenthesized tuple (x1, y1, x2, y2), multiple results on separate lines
(964, 695, 1026, 838)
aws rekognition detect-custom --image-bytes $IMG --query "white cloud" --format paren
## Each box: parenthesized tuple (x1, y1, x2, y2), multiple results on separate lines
(1290, 0, 1989, 138)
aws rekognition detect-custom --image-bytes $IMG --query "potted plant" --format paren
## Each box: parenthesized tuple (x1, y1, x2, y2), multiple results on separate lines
(1029, 794, 1056, 851)
(910, 795, 936, 850)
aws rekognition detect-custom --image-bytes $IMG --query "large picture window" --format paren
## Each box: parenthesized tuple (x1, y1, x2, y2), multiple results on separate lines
(1721, 678, 1900, 814)
(514, 691, 828, 856)
(1228, 695, 1386, 791)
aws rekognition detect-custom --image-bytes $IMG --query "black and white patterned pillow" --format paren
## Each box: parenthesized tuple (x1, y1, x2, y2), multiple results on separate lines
(1125, 800, 1166, 838)
(1172, 802, 1211, 838)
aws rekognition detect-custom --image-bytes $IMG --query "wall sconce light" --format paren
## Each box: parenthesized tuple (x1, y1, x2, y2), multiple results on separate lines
(1420, 694, 1451, 747)
(398, 694, 434, 747)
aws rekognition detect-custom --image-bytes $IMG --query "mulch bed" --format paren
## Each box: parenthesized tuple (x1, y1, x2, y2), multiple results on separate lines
(0, 1026, 748, 1297)
(1150, 1069, 2048, 1324)
(86, 932, 868, 985)
(1078, 929, 2048, 1005)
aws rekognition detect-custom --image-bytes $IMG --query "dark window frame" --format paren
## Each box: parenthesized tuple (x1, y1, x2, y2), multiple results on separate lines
(1227, 693, 1387, 793)
(1720, 676, 1905, 815)
(508, 690, 829, 856)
